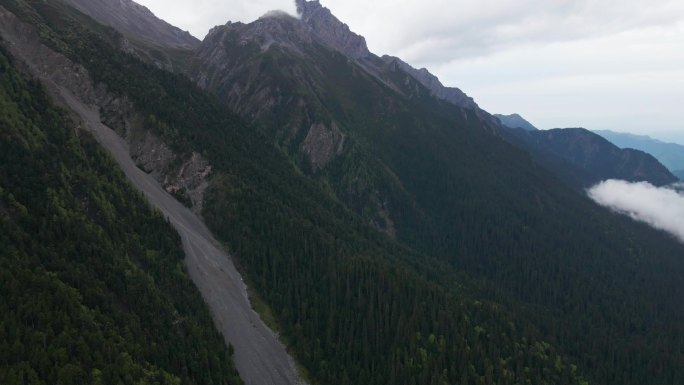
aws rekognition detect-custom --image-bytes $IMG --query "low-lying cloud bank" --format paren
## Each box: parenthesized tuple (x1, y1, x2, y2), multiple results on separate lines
(588, 180, 684, 243)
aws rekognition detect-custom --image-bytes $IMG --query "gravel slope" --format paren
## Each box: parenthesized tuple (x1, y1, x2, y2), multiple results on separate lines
(56, 87, 303, 385)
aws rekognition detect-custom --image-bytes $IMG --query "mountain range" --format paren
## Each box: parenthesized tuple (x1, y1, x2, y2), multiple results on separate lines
(2, 1, 684, 385)
(501, 126, 678, 188)
(595, 130, 684, 179)
(494, 113, 677, 187)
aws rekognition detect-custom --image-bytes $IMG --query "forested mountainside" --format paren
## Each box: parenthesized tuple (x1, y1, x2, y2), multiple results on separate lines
(0, 46, 241, 385)
(0, 3, 588, 385)
(501, 127, 678, 188)
(3, 1, 684, 385)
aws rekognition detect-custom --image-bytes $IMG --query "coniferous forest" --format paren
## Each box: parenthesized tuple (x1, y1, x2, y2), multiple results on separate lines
(0, 46, 242, 385)
(2, 1, 684, 385)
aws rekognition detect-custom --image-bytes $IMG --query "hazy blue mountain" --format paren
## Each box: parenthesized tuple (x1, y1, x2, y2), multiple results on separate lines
(595, 130, 684, 179)
(495, 113, 538, 131)
(502, 127, 678, 188)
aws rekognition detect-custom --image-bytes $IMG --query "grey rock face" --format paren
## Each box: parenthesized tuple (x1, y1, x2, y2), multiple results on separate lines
(296, 0, 370, 59)
(382, 55, 480, 110)
(302, 122, 346, 171)
(0, 5, 210, 213)
(60, 0, 199, 49)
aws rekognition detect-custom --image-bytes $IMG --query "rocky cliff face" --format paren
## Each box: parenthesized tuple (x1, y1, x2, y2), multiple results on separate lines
(193, 1, 498, 150)
(296, 0, 370, 60)
(60, 0, 199, 49)
(0, 5, 210, 213)
(301, 122, 346, 171)
(381, 55, 480, 111)
(294, 0, 482, 112)
(190, 0, 504, 235)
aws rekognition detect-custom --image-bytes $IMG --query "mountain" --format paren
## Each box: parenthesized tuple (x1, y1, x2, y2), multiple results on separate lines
(60, 0, 199, 49)
(495, 113, 538, 131)
(502, 127, 678, 187)
(0, 41, 241, 385)
(295, 0, 370, 59)
(380, 55, 482, 110)
(4, 1, 684, 385)
(192, 2, 502, 233)
(189, 2, 684, 384)
(595, 130, 684, 179)
(294, 0, 481, 112)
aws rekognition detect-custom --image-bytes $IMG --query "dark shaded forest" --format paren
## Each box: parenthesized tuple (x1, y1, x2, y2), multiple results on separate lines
(0, 45, 242, 385)
(3, 1, 684, 385)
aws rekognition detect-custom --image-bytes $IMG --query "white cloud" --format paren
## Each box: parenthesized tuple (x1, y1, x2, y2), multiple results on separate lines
(588, 180, 684, 243)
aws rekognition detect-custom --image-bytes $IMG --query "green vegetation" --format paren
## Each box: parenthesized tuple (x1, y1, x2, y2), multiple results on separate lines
(0, 45, 241, 385)
(208, 22, 684, 385)
(4, 1, 684, 385)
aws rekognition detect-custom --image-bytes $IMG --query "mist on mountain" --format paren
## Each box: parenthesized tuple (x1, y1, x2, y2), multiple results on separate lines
(589, 180, 684, 243)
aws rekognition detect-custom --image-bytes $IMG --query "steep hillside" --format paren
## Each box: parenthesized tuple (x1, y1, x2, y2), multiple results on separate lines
(5, 1, 684, 385)
(192, 9, 504, 235)
(595, 130, 684, 178)
(502, 127, 678, 187)
(60, 0, 199, 49)
(193, 3, 684, 384)
(0, 45, 241, 385)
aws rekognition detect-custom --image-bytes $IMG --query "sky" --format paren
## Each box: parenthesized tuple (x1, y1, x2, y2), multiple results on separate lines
(135, 0, 684, 143)
(589, 180, 684, 244)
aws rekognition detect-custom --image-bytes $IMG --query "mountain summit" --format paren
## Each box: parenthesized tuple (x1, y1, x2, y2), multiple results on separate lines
(293, 0, 480, 110)
(296, 0, 370, 59)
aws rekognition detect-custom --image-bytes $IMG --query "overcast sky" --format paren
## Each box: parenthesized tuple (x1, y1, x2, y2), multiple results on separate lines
(136, 0, 684, 142)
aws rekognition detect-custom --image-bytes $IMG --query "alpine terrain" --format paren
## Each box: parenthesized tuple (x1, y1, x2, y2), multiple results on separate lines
(1, 1, 684, 385)
(595, 130, 684, 180)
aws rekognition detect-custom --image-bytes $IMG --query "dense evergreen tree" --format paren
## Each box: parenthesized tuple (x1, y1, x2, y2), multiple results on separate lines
(3, 1, 684, 385)
(0, 45, 241, 385)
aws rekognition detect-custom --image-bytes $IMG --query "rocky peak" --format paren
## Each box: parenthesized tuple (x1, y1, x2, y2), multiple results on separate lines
(60, 0, 199, 49)
(296, 0, 370, 59)
(382, 55, 480, 111)
(203, 13, 313, 58)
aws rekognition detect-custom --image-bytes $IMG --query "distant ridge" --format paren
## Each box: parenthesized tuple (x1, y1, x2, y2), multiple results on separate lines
(595, 130, 684, 178)
(495, 113, 538, 131)
(502, 126, 678, 187)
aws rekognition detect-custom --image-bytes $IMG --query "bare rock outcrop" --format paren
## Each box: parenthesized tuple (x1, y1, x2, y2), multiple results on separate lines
(0, 5, 210, 214)
(301, 122, 346, 171)
(60, 0, 199, 49)
(296, 0, 370, 60)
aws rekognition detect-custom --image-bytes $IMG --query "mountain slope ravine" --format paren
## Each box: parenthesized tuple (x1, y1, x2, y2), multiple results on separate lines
(55, 85, 304, 385)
